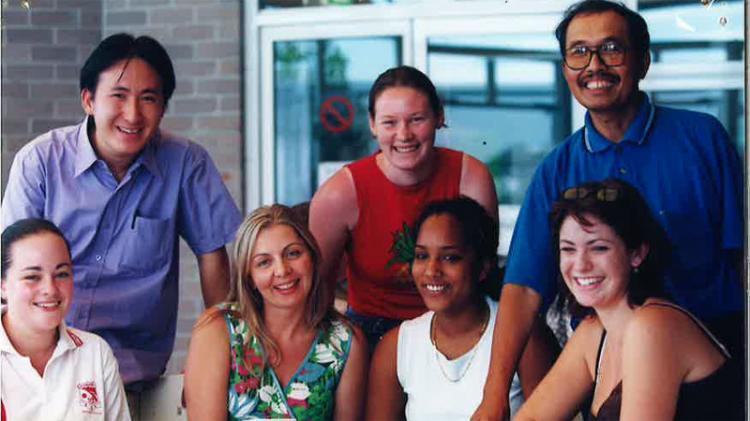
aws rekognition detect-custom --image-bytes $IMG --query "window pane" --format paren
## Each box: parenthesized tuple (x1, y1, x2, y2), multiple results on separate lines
(427, 33, 568, 254)
(261, 0, 415, 10)
(273, 37, 401, 205)
(640, 0, 743, 64)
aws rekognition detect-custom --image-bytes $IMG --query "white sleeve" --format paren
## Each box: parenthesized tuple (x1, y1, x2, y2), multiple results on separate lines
(100, 340, 132, 421)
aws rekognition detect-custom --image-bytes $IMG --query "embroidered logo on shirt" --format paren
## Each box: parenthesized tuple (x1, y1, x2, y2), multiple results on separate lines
(77, 381, 102, 414)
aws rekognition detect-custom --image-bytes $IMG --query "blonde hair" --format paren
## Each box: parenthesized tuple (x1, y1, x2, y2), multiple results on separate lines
(224, 204, 336, 366)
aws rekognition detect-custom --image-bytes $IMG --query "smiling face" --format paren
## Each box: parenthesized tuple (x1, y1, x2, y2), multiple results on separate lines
(81, 58, 165, 170)
(562, 10, 648, 117)
(369, 86, 443, 180)
(558, 214, 646, 311)
(411, 214, 483, 315)
(248, 224, 314, 311)
(2, 232, 74, 336)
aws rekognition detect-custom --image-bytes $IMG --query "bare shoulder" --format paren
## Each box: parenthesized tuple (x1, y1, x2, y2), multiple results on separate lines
(622, 301, 698, 359)
(312, 166, 356, 205)
(459, 153, 498, 217)
(192, 306, 230, 339)
(310, 166, 358, 228)
(573, 315, 603, 341)
(568, 315, 605, 358)
(627, 301, 688, 339)
(460, 153, 493, 185)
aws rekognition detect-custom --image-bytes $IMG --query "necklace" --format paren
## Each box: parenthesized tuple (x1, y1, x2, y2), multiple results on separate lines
(430, 303, 490, 383)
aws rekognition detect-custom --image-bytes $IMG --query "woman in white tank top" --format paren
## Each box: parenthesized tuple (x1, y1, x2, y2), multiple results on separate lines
(365, 197, 525, 420)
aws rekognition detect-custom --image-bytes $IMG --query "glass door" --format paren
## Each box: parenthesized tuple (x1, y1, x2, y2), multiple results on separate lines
(638, 0, 744, 155)
(413, 11, 577, 255)
(259, 21, 411, 206)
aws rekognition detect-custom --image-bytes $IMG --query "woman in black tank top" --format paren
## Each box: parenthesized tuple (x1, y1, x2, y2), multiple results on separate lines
(515, 179, 743, 420)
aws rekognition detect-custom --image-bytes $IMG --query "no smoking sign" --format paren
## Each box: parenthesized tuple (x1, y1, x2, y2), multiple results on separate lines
(319, 96, 355, 134)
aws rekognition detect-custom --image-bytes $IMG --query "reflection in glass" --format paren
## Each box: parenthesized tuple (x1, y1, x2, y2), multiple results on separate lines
(640, 0, 744, 157)
(273, 37, 401, 205)
(427, 34, 569, 254)
(641, 0, 743, 66)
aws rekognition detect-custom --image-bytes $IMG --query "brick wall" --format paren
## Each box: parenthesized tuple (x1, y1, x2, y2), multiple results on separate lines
(1, 0, 244, 375)
(2, 0, 103, 191)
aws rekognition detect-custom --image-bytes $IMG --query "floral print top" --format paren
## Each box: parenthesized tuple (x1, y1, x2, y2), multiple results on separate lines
(221, 304, 353, 420)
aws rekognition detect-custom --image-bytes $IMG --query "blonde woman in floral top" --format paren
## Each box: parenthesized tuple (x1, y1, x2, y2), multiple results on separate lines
(184, 205, 368, 420)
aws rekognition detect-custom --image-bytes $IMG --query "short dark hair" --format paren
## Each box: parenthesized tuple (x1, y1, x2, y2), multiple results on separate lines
(550, 179, 671, 318)
(368, 65, 445, 125)
(555, 0, 650, 66)
(80, 33, 176, 106)
(413, 197, 501, 300)
(1, 218, 71, 280)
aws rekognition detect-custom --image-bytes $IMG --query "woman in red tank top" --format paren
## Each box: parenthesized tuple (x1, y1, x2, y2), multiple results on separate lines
(309, 66, 498, 349)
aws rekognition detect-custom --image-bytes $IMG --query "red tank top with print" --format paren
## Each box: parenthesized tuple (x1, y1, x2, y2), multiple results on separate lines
(346, 147, 463, 320)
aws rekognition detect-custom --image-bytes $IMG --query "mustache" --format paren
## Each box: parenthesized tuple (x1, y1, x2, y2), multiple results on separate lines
(578, 70, 620, 86)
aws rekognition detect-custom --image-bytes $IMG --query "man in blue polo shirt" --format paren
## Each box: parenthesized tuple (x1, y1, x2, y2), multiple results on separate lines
(1, 33, 242, 396)
(473, 1, 743, 419)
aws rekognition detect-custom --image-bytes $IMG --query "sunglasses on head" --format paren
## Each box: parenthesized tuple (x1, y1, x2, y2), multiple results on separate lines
(562, 186, 619, 202)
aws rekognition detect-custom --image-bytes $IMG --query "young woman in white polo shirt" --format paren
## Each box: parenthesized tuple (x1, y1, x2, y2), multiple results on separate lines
(0, 218, 129, 421)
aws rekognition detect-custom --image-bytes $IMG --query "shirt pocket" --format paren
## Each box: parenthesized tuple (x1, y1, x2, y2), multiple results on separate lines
(119, 215, 172, 273)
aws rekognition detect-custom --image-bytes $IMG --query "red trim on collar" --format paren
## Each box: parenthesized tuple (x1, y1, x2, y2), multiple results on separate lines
(67, 330, 84, 347)
(2, 399, 7, 421)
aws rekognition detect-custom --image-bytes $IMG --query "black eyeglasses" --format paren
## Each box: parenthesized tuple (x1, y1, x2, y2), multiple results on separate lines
(563, 186, 619, 202)
(564, 40, 627, 70)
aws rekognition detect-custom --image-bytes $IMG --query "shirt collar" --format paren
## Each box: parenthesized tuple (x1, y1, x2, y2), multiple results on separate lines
(73, 116, 163, 179)
(583, 92, 655, 153)
(0, 313, 76, 356)
(0, 311, 16, 355)
(139, 131, 162, 179)
(73, 117, 99, 178)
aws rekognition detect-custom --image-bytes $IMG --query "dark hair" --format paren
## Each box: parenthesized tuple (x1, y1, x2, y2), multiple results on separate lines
(368, 65, 445, 126)
(550, 179, 670, 318)
(80, 33, 176, 106)
(555, 0, 650, 72)
(413, 197, 501, 300)
(1, 218, 71, 280)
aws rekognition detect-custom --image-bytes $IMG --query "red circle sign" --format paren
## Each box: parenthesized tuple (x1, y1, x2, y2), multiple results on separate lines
(319, 96, 355, 134)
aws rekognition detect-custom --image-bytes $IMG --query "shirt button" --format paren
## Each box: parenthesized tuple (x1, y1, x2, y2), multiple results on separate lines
(95, 255, 102, 261)
(619, 168, 627, 174)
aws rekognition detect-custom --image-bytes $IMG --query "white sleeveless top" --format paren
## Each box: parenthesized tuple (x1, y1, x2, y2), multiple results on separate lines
(397, 297, 524, 420)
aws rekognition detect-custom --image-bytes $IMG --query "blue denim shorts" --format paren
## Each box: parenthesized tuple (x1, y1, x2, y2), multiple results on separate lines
(345, 308, 402, 353)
